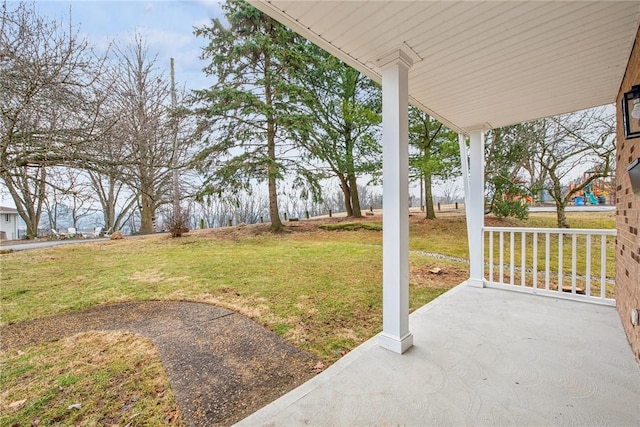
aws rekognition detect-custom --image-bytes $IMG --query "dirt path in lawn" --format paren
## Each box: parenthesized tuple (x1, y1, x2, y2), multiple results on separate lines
(0, 301, 319, 426)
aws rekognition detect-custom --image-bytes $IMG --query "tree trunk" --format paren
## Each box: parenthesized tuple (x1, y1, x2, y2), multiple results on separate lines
(419, 173, 424, 211)
(71, 197, 79, 229)
(47, 206, 57, 233)
(549, 173, 570, 228)
(265, 122, 283, 231)
(3, 166, 46, 239)
(23, 212, 39, 239)
(424, 172, 436, 219)
(264, 51, 283, 232)
(106, 183, 116, 232)
(43, 194, 58, 233)
(139, 190, 155, 234)
(556, 202, 570, 229)
(421, 133, 436, 219)
(267, 158, 282, 231)
(348, 174, 363, 217)
(338, 175, 353, 216)
(18, 188, 42, 239)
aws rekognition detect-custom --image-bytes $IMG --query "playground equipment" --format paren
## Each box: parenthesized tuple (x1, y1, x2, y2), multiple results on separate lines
(583, 188, 599, 205)
(568, 164, 616, 205)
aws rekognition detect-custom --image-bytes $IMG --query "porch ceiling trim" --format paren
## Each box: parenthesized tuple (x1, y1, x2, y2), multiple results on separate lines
(247, 0, 640, 134)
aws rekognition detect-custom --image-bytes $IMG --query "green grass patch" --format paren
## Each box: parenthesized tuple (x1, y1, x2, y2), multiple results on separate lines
(0, 229, 462, 361)
(319, 222, 382, 231)
(0, 332, 182, 426)
(523, 211, 615, 229)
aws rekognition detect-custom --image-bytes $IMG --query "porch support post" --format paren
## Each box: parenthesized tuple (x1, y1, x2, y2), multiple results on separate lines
(378, 49, 413, 354)
(467, 130, 485, 287)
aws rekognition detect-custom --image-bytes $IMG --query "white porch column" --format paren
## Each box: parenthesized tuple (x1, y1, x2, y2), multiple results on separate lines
(467, 130, 485, 287)
(378, 50, 413, 354)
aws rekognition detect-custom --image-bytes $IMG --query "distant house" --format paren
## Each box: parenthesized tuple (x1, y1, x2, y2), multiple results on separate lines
(0, 206, 19, 240)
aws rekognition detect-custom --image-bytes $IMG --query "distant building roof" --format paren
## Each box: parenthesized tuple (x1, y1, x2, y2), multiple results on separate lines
(0, 206, 19, 214)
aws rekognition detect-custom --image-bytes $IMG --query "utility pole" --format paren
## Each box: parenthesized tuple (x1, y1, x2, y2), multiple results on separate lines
(170, 57, 180, 223)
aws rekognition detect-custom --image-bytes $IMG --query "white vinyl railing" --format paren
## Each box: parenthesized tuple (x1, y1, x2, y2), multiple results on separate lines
(483, 227, 616, 306)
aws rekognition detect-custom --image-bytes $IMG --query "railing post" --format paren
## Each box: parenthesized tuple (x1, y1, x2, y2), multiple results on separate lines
(600, 235, 607, 299)
(521, 232, 526, 287)
(586, 234, 592, 296)
(488, 231, 494, 282)
(558, 232, 563, 293)
(545, 232, 551, 290)
(532, 232, 538, 289)
(509, 231, 515, 285)
(499, 231, 505, 284)
(571, 234, 578, 293)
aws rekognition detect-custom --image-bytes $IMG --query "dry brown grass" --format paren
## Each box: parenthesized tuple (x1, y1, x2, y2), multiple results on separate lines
(0, 332, 182, 426)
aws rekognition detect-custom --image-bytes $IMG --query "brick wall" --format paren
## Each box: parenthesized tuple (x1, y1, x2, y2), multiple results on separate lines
(616, 28, 640, 363)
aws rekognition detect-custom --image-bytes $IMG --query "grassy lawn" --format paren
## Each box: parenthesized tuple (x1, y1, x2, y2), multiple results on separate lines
(0, 211, 615, 425)
(0, 332, 182, 426)
(0, 229, 462, 359)
(0, 211, 615, 350)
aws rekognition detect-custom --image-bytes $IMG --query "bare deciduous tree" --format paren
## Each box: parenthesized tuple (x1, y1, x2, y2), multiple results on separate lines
(45, 167, 97, 230)
(435, 179, 461, 205)
(0, 1, 109, 238)
(109, 34, 192, 234)
(485, 107, 615, 227)
(535, 108, 616, 228)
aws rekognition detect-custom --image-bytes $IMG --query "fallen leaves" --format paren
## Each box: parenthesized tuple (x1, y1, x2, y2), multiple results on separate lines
(312, 361, 325, 373)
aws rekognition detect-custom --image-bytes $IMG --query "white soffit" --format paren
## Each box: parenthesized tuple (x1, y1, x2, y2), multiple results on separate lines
(247, 0, 640, 134)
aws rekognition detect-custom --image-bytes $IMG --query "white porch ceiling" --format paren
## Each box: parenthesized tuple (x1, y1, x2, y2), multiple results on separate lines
(247, 0, 640, 134)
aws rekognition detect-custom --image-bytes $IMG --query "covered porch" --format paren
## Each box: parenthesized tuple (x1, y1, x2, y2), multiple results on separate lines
(240, 0, 640, 424)
(237, 284, 640, 425)
(245, 0, 640, 355)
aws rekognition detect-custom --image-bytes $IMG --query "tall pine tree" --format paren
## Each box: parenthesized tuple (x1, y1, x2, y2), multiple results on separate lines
(193, 0, 308, 231)
(294, 44, 381, 218)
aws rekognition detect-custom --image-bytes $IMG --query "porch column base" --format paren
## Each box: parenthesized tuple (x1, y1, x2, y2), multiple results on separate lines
(379, 332, 414, 354)
(466, 278, 485, 288)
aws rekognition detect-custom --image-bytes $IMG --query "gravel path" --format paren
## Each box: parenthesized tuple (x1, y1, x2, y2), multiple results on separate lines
(1, 301, 318, 426)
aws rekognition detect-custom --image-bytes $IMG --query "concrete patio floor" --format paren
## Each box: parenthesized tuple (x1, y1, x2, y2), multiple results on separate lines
(237, 284, 640, 426)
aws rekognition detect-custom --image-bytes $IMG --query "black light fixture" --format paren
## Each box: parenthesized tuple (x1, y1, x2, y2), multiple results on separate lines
(628, 158, 640, 196)
(622, 84, 640, 139)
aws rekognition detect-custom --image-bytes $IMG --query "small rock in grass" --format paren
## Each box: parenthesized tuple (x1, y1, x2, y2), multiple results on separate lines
(8, 399, 27, 410)
(67, 403, 82, 410)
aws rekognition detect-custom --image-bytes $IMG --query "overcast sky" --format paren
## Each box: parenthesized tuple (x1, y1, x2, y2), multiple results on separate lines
(34, 0, 225, 91)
